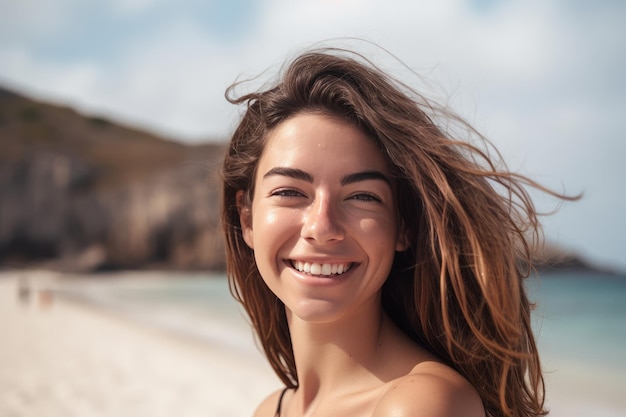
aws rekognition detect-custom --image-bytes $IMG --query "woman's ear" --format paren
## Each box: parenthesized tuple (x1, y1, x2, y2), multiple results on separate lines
(236, 190, 254, 249)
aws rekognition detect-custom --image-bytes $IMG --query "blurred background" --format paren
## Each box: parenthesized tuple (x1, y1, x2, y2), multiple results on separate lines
(1, 0, 625, 272)
(0, 1, 625, 416)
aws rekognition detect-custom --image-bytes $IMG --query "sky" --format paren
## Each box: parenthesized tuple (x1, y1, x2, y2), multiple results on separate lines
(1, 0, 625, 272)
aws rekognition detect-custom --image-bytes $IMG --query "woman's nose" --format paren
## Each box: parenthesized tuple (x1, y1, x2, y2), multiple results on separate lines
(301, 196, 345, 244)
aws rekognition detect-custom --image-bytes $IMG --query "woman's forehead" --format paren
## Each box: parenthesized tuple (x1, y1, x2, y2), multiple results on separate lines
(257, 113, 390, 178)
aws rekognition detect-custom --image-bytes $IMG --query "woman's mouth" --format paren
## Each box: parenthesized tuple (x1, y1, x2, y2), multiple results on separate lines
(290, 260, 353, 276)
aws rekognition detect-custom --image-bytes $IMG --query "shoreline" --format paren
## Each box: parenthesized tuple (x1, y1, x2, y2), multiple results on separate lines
(51, 272, 261, 359)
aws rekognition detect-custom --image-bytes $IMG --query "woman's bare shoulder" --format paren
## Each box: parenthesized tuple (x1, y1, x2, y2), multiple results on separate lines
(253, 388, 287, 417)
(373, 361, 485, 417)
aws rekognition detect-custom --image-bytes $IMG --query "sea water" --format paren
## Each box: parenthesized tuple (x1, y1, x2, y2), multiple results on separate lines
(524, 271, 626, 416)
(56, 271, 257, 356)
(58, 269, 626, 415)
(527, 271, 626, 373)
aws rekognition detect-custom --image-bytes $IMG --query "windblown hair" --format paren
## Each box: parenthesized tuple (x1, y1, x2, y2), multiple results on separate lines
(221, 48, 555, 417)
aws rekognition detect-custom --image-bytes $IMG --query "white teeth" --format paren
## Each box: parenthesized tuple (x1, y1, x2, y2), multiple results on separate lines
(292, 261, 352, 276)
(310, 263, 321, 275)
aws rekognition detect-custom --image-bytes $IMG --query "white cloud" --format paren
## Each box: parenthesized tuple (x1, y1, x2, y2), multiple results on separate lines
(0, 45, 103, 108)
(0, 0, 76, 41)
(0, 0, 573, 139)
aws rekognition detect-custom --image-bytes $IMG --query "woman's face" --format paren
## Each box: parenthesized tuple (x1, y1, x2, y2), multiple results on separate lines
(239, 113, 406, 324)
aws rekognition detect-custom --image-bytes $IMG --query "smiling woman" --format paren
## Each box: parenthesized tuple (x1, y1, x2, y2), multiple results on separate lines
(238, 113, 405, 326)
(220, 48, 567, 417)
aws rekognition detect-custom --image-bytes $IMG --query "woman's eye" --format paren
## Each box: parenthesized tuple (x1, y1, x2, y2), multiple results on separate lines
(270, 189, 304, 198)
(349, 193, 382, 203)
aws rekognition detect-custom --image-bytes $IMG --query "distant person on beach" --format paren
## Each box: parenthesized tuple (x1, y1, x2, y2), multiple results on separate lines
(221, 47, 566, 417)
(17, 275, 31, 305)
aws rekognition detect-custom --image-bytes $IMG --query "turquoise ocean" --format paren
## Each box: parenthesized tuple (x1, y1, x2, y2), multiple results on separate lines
(58, 270, 626, 416)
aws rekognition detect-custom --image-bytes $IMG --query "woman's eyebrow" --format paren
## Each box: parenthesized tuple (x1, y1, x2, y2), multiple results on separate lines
(341, 171, 391, 187)
(262, 167, 391, 187)
(263, 167, 313, 182)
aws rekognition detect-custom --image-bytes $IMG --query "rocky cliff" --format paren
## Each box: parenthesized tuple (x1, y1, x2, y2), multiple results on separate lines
(0, 87, 226, 271)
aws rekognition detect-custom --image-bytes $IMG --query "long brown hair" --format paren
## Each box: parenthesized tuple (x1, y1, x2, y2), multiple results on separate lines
(221, 48, 562, 417)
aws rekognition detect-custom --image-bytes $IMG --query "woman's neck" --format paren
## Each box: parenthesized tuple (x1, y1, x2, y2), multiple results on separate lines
(285, 299, 392, 410)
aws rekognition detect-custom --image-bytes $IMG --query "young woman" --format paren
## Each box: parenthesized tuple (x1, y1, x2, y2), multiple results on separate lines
(221, 48, 557, 417)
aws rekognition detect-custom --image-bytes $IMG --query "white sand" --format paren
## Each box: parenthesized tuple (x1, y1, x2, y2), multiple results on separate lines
(1, 269, 625, 417)
(541, 355, 626, 417)
(0, 270, 281, 417)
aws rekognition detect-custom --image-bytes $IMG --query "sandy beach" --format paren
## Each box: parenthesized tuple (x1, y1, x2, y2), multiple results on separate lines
(1, 269, 625, 417)
(0, 270, 281, 417)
